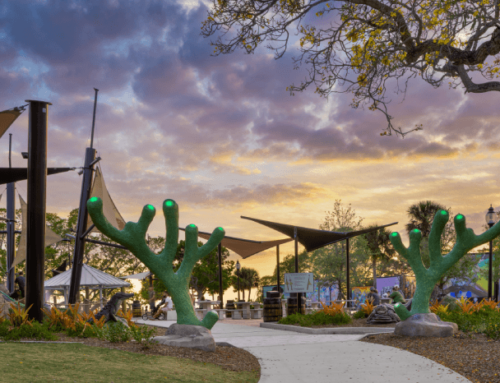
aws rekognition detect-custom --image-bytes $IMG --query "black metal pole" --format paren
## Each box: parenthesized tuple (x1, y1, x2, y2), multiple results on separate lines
(294, 227, 301, 309)
(25, 99, 51, 322)
(89, 88, 99, 149)
(276, 245, 280, 295)
(346, 237, 350, 307)
(68, 147, 96, 304)
(488, 222, 493, 299)
(218, 243, 223, 309)
(6, 134, 16, 293)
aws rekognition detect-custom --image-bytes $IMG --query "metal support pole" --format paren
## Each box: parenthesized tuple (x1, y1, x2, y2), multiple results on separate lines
(276, 245, 280, 296)
(68, 147, 96, 304)
(6, 133, 16, 293)
(148, 274, 155, 311)
(237, 273, 240, 301)
(346, 237, 350, 307)
(294, 227, 301, 308)
(488, 236, 493, 299)
(89, 88, 99, 149)
(218, 243, 223, 309)
(25, 99, 51, 322)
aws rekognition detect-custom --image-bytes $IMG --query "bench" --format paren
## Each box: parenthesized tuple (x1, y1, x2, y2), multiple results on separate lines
(250, 309, 263, 319)
(226, 309, 242, 319)
(214, 309, 227, 319)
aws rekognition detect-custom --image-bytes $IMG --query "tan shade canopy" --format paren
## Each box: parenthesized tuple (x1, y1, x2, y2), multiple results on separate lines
(179, 228, 293, 259)
(0, 105, 27, 139)
(13, 194, 63, 267)
(86, 167, 126, 232)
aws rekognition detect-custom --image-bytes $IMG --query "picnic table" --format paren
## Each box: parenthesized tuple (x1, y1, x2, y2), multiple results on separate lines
(195, 300, 221, 319)
(235, 301, 261, 319)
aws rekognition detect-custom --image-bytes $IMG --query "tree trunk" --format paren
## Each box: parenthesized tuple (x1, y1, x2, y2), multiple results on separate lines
(372, 256, 377, 288)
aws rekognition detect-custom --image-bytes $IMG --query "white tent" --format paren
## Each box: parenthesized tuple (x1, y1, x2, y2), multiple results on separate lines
(44, 264, 130, 307)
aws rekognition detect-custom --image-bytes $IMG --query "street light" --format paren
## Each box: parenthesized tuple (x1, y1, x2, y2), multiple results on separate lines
(485, 205, 498, 299)
(236, 260, 241, 301)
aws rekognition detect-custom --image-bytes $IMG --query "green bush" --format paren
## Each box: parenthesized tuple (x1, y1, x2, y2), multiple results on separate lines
(437, 306, 500, 340)
(353, 310, 367, 319)
(130, 325, 158, 349)
(64, 322, 99, 338)
(278, 311, 352, 327)
(103, 322, 132, 343)
(3, 322, 57, 341)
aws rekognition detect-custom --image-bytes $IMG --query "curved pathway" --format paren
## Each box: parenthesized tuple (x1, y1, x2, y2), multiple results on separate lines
(134, 319, 471, 383)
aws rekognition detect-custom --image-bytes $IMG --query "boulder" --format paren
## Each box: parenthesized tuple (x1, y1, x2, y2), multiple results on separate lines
(394, 313, 458, 337)
(153, 323, 216, 352)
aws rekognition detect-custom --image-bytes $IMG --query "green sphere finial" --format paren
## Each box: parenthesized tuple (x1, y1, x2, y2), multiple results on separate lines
(165, 200, 174, 207)
(218, 227, 224, 231)
(391, 232, 398, 237)
(147, 204, 154, 211)
(89, 197, 98, 202)
(457, 214, 464, 220)
(440, 210, 447, 215)
(189, 224, 196, 228)
(413, 229, 420, 233)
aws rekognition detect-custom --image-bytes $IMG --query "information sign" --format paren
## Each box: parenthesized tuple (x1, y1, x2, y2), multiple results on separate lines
(284, 273, 314, 293)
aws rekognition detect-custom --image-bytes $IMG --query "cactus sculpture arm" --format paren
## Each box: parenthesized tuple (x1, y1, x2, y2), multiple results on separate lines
(87, 197, 225, 330)
(390, 210, 500, 321)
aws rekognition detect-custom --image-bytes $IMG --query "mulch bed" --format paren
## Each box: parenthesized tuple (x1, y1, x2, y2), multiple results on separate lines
(361, 331, 500, 383)
(10, 325, 260, 377)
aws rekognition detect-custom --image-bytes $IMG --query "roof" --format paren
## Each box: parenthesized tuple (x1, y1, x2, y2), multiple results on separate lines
(44, 264, 131, 290)
(241, 216, 398, 252)
(179, 228, 293, 259)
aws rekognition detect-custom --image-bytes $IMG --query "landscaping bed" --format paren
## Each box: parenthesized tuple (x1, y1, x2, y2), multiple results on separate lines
(362, 332, 500, 383)
(281, 316, 396, 328)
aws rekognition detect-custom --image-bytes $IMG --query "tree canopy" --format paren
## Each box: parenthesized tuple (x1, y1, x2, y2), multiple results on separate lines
(202, 0, 500, 137)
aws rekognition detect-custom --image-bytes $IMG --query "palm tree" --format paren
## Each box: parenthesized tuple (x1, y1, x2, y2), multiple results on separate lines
(406, 201, 448, 238)
(364, 225, 396, 287)
(237, 267, 259, 301)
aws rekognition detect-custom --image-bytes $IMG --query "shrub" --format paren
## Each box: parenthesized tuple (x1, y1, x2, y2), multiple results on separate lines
(130, 325, 158, 349)
(317, 301, 345, 316)
(3, 321, 57, 341)
(117, 310, 137, 328)
(8, 303, 34, 328)
(437, 304, 500, 339)
(353, 310, 367, 319)
(103, 322, 132, 343)
(278, 311, 352, 327)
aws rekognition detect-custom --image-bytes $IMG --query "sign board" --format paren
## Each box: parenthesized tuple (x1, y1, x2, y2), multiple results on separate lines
(284, 273, 314, 293)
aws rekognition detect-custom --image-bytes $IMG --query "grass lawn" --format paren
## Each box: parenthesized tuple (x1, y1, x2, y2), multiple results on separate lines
(0, 343, 259, 383)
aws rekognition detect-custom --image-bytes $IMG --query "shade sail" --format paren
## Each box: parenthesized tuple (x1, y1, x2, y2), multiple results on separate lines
(179, 228, 293, 259)
(0, 105, 27, 139)
(241, 216, 398, 252)
(119, 271, 152, 280)
(45, 264, 131, 290)
(0, 167, 74, 185)
(86, 166, 126, 233)
(12, 194, 63, 267)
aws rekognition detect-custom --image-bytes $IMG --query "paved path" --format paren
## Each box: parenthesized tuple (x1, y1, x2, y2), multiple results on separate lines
(134, 319, 471, 383)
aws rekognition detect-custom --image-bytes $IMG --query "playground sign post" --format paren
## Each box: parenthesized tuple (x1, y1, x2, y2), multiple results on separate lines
(284, 273, 314, 294)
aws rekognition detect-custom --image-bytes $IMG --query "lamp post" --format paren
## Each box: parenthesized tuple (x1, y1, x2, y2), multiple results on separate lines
(485, 205, 497, 299)
(236, 260, 241, 301)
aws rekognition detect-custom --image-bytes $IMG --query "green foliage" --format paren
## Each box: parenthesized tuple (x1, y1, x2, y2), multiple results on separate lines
(353, 309, 367, 319)
(2, 321, 57, 341)
(437, 305, 500, 340)
(102, 322, 132, 343)
(129, 325, 158, 349)
(278, 311, 352, 327)
(232, 267, 259, 301)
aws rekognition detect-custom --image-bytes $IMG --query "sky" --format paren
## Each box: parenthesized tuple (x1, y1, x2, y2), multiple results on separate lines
(1, 0, 500, 301)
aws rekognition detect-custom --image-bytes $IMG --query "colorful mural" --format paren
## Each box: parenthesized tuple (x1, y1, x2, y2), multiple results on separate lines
(351, 286, 371, 306)
(376, 276, 401, 297)
(263, 281, 339, 304)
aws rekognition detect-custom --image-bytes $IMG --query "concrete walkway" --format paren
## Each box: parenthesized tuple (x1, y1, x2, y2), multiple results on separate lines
(134, 319, 471, 383)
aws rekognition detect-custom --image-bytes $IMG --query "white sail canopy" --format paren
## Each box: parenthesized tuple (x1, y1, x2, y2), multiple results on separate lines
(86, 167, 126, 233)
(13, 194, 62, 267)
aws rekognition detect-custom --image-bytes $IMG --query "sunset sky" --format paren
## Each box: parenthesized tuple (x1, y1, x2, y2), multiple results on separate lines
(1, 1, 499, 301)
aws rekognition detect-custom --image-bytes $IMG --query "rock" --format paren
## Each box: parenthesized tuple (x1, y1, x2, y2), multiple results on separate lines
(153, 323, 216, 352)
(394, 313, 458, 337)
(366, 304, 400, 324)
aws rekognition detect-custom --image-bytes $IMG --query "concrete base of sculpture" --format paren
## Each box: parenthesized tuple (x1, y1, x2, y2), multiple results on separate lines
(394, 313, 458, 337)
(153, 323, 216, 352)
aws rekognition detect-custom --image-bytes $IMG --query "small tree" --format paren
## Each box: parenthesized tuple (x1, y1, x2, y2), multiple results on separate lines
(87, 197, 225, 330)
(390, 209, 500, 321)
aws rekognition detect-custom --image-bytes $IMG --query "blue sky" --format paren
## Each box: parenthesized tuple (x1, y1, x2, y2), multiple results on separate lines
(1, 0, 500, 283)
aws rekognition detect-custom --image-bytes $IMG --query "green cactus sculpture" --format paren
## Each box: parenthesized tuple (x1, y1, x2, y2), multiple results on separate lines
(87, 197, 225, 330)
(390, 209, 500, 321)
